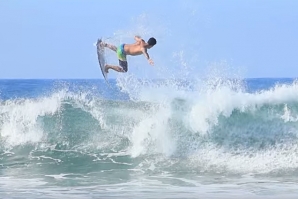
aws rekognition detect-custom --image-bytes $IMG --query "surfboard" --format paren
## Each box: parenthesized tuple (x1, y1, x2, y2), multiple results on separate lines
(96, 38, 108, 81)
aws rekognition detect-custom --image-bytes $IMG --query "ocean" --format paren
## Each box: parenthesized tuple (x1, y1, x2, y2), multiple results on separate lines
(1, 78, 298, 198)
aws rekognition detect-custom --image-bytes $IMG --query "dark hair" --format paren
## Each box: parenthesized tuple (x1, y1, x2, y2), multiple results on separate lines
(147, 37, 157, 46)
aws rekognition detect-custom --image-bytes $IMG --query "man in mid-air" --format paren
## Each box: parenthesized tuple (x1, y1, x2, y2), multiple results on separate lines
(98, 36, 157, 73)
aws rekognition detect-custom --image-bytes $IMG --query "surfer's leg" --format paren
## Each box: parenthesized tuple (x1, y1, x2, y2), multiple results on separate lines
(103, 43, 117, 52)
(98, 39, 117, 52)
(119, 60, 128, 72)
(104, 45, 127, 73)
(105, 64, 125, 73)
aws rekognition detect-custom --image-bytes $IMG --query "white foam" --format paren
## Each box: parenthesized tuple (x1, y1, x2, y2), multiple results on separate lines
(188, 143, 298, 174)
(0, 91, 65, 147)
(129, 105, 176, 157)
(189, 81, 298, 134)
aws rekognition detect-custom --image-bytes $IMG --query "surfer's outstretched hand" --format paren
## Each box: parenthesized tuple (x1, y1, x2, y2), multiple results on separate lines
(149, 59, 154, 66)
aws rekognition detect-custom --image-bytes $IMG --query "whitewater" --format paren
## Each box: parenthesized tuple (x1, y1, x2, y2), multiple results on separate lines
(1, 77, 298, 198)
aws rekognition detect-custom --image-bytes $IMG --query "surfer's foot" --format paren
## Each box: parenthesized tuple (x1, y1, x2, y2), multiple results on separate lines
(97, 39, 106, 48)
(96, 39, 101, 47)
(100, 41, 106, 48)
(104, 65, 109, 73)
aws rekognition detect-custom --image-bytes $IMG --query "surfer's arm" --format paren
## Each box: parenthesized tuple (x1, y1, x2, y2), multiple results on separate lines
(142, 48, 154, 66)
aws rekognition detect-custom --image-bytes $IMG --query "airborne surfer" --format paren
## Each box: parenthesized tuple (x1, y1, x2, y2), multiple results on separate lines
(98, 36, 157, 73)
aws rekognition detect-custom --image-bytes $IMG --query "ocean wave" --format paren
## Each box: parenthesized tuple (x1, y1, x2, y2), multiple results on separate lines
(1, 79, 298, 174)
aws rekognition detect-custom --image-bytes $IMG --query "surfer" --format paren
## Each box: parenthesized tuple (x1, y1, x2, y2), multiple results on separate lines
(99, 36, 157, 73)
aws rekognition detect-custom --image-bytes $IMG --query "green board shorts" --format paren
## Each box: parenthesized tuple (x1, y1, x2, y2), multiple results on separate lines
(117, 44, 128, 72)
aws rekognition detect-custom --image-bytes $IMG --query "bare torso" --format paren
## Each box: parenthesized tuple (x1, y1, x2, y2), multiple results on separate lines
(124, 39, 146, 56)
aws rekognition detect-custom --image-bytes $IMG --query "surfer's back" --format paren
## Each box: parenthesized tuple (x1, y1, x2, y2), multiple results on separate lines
(124, 40, 146, 56)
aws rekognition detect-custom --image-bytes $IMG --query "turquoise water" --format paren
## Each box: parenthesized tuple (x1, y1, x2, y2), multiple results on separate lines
(1, 78, 298, 198)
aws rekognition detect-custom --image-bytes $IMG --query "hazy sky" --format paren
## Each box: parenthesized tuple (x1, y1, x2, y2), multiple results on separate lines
(0, 0, 298, 79)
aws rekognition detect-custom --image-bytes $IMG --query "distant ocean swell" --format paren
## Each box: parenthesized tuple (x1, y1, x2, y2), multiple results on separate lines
(1, 79, 298, 176)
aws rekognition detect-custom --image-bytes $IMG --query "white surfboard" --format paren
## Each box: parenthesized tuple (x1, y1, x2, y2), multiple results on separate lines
(96, 38, 108, 81)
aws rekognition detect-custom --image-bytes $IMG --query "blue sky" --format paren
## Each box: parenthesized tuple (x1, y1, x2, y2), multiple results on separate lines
(0, 0, 298, 79)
